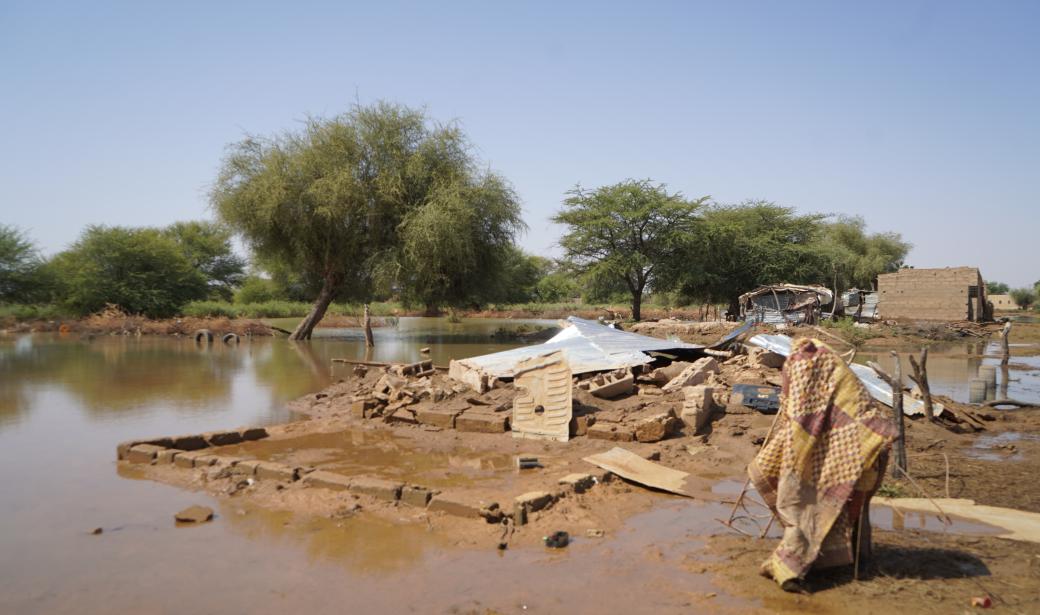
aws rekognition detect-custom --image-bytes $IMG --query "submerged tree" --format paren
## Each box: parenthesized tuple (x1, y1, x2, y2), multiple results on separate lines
(553, 180, 706, 321)
(212, 102, 523, 339)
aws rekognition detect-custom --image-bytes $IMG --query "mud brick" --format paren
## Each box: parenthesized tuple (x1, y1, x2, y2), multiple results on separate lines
(569, 414, 596, 437)
(155, 449, 180, 465)
(558, 473, 595, 493)
(206, 431, 244, 446)
(206, 455, 239, 469)
(170, 434, 209, 451)
(240, 427, 269, 441)
(127, 444, 165, 464)
(174, 450, 207, 469)
(427, 493, 486, 518)
(514, 491, 554, 513)
(254, 461, 297, 481)
(231, 459, 261, 476)
(416, 407, 461, 429)
(302, 470, 352, 490)
(634, 413, 681, 443)
(456, 412, 509, 433)
(192, 454, 219, 468)
(400, 485, 434, 507)
(348, 476, 403, 501)
(351, 398, 378, 419)
(586, 423, 635, 442)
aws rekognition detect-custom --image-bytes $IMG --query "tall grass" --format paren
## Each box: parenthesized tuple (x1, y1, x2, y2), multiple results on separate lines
(181, 300, 405, 319)
(0, 304, 71, 322)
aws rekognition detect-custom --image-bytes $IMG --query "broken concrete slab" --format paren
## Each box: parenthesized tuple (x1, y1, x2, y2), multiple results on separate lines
(416, 406, 461, 429)
(647, 361, 693, 386)
(351, 398, 379, 419)
(514, 491, 554, 513)
(681, 385, 717, 433)
(558, 473, 595, 493)
(748, 347, 785, 369)
(587, 423, 635, 442)
(428, 493, 486, 518)
(511, 350, 572, 441)
(634, 412, 682, 443)
(456, 412, 509, 433)
(174, 505, 214, 523)
(126, 444, 166, 464)
(447, 360, 490, 393)
(662, 357, 720, 393)
(348, 476, 404, 501)
(301, 470, 353, 491)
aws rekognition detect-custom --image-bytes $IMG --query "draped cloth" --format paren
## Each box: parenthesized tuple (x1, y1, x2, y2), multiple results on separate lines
(749, 338, 896, 590)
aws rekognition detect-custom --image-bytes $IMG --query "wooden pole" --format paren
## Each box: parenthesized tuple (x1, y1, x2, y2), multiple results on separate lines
(1000, 321, 1011, 366)
(908, 347, 934, 421)
(363, 303, 374, 349)
(868, 355, 908, 475)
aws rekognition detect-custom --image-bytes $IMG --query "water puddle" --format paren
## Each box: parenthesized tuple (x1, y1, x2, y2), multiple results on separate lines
(964, 431, 1040, 461)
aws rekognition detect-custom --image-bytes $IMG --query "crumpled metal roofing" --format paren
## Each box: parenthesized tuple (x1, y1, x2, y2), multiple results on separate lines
(452, 316, 704, 378)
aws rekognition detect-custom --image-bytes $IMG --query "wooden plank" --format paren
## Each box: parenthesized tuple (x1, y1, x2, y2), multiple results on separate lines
(875, 497, 1040, 543)
(583, 447, 710, 498)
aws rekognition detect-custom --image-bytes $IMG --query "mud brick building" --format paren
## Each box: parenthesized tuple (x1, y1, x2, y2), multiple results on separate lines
(877, 267, 989, 322)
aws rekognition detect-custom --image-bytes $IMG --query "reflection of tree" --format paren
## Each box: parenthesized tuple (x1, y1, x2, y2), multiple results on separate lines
(0, 335, 242, 419)
(251, 341, 333, 402)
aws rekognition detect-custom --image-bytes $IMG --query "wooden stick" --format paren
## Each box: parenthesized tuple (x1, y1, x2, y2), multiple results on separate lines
(869, 356, 908, 474)
(1000, 321, 1012, 366)
(908, 348, 934, 421)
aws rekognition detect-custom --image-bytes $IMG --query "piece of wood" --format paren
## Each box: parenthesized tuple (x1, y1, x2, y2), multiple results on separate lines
(1000, 321, 1012, 366)
(869, 356, 907, 474)
(908, 348, 934, 421)
(874, 497, 1040, 544)
(363, 303, 374, 349)
(583, 447, 715, 499)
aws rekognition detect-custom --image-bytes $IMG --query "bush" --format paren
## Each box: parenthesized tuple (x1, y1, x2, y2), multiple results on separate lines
(181, 301, 240, 318)
(233, 276, 281, 304)
(0, 303, 70, 322)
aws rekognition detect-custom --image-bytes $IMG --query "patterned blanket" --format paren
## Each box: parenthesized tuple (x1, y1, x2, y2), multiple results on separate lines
(749, 338, 896, 590)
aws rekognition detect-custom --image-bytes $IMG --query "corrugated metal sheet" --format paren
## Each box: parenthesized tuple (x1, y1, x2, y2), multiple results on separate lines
(451, 316, 704, 378)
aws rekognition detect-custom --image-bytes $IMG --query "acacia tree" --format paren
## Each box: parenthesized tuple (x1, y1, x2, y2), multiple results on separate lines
(0, 224, 45, 303)
(212, 102, 523, 339)
(162, 221, 245, 300)
(1009, 288, 1036, 310)
(553, 180, 705, 321)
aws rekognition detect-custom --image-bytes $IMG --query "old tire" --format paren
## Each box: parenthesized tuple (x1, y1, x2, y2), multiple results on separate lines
(222, 333, 239, 345)
(193, 329, 214, 344)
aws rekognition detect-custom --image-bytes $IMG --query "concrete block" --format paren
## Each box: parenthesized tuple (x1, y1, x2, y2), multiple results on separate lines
(647, 361, 692, 386)
(662, 357, 719, 393)
(558, 473, 595, 493)
(231, 459, 261, 475)
(127, 444, 166, 464)
(255, 461, 297, 481)
(681, 385, 716, 434)
(155, 449, 179, 465)
(351, 398, 378, 419)
(569, 414, 596, 437)
(192, 454, 219, 468)
(171, 435, 209, 451)
(428, 493, 485, 518)
(240, 427, 269, 441)
(634, 413, 681, 443)
(206, 431, 244, 446)
(513, 491, 555, 524)
(416, 406, 460, 429)
(400, 485, 434, 507)
(301, 470, 353, 490)
(587, 423, 635, 442)
(456, 412, 509, 433)
(348, 476, 404, 501)
(748, 348, 785, 369)
(174, 450, 207, 469)
(587, 370, 634, 399)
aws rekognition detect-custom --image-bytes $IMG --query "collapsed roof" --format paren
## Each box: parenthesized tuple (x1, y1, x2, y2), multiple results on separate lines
(450, 316, 704, 379)
(739, 284, 834, 325)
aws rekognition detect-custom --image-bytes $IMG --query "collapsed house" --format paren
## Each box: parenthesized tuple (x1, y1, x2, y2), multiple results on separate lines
(738, 284, 833, 325)
(877, 267, 991, 322)
(841, 288, 879, 321)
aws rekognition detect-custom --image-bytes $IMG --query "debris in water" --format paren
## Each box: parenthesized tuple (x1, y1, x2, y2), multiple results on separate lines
(585, 528, 605, 538)
(90, 527, 103, 535)
(971, 596, 992, 608)
(543, 531, 569, 548)
(516, 456, 541, 470)
(175, 505, 214, 524)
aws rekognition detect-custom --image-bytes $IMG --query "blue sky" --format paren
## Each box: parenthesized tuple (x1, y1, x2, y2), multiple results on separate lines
(2, 1, 1037, 286)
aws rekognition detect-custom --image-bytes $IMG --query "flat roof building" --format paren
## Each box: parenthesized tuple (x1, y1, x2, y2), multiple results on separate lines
(877, 267, 989, 322)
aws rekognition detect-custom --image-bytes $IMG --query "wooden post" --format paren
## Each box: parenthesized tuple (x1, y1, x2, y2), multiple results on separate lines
(363, 303, 374, 348)
(908, 347, 934, 421)
(868, 354, 908, 475)
(1000, 321, 1011, 366)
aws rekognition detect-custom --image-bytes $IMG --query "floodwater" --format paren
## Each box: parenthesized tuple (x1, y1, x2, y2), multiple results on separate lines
(855, 340, 1040, 405)
(0, 317, 745, 614)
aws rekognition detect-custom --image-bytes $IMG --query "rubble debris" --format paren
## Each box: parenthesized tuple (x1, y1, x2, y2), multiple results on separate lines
(661, 357, 719, 393)
(585, 528, 605, 538)
(456, 412, 509, 433)
(645, 361, 692, 386)
(634, 411, 682, 443)
(580, 368, 635, 399)
(558, 473, 594, 493)
(583, 447, 698, 498)
(514, 491, 555, 526)
(587, 423, 635, 442)
(174, 505, 214, 524)
(543, 531, 569, 548)
(511, 350, 573, 441)
(680, 385, 717, 433)
(516, 456, 541, 470)
(747, 347, 785, 369)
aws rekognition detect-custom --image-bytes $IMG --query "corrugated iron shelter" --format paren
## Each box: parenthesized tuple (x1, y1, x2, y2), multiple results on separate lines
(877, 267, 990, 322)
(738, 284, 833, 325)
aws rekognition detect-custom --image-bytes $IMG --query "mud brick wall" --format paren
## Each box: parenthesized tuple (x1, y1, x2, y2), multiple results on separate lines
(877, 267, 985, 321)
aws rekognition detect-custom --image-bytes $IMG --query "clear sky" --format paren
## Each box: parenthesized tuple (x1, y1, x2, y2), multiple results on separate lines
(2, 1, 1037, 286)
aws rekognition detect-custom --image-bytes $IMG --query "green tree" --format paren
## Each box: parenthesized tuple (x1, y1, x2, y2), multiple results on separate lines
(672, 201, 827, 313)
(987, 281, 1010, 295)
(233, 274, 281, 304)
(1009, 287, 1036, 310)
(554, 179, 706, 320)
(162, 221, 246, 300)
(817, 216, 910, 303)
(50, 225, 208, 317)
(212, 102, 522, 339)
(0, 224, 46, 303)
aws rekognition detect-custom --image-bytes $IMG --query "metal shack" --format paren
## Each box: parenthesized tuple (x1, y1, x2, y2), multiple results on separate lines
(877, 267, 990, 322)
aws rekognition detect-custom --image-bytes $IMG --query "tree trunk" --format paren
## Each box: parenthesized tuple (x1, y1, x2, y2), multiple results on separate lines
(363, 303, 374, 348)
(289, 278, 336, 341)
(631, 288, 643, 321)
